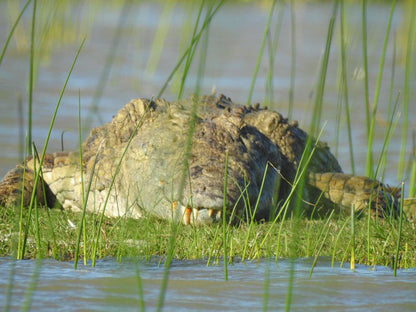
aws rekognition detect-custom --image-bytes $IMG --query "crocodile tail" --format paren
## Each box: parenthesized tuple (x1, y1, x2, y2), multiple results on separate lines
(0, 154, 59, 208)
(307, 172, 400, 217)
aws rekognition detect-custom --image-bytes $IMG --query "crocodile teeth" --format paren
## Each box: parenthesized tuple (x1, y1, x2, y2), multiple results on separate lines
(208, 209, 222, 221)
(183, 207, 192, 225)
(192, 208, 199, 223)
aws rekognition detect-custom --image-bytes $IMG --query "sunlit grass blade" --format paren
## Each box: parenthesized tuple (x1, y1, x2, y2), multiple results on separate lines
(157, 0, 225, 98)
(397, 0, 416, 181)
(339, 0, 354, 174)
(144, 1, 176, 78)
(177, 0, 205, 99)
(222, 150, 228, 281)
(365, 0, 396, 178)
(264, 0, 284, 107)
(85, 0, 132, 126)
(19, 38, 86, 259)
(309, 210, 334, 278)
(0, 0, 31, 67)
(350, 203, 355, 271)
(393, 182, 405, 277)
(91, 100, 153, 267)
(288, 0, 296, 119)
(246, 0, 278, 105)
(27, 0, 37, 154)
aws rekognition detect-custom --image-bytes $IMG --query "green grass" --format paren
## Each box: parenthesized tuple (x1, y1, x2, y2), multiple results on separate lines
(1, 205, 415, 268)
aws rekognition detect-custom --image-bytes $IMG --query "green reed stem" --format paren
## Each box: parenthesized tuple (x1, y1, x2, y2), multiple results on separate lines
(144, 0, 176, 78)
(397, 0, 416, 181)
(246, 0, 277, 105)
(177, 0, 205, 99)
(91, 100, 152, 267)
(309, 210, 334, 278)
(74, 91, 92, 269)
(242, 163, 270, 261)
(310, 1, 337, 137)
(361, 0, 370, 141)
(0, 0, 31, 67)
(410, 132, 416, 198)
(350, 203, 355, 271)
(339, 0, 354, 174)
(27, 0, 37, 154)
(157, 0, 224, 98)
(265, 0, 284, 107)
(20, 38, 85, 260)
(17, 137, 29, 259)
(366, 0, 396, 178)
(288, 0, 296, 119)
(31, 145, 42, 257)
(331, 217, 350, 267)
(86, 0, 132, 126)
(393, 182, 405, 277)
(222, 150, 228, 281)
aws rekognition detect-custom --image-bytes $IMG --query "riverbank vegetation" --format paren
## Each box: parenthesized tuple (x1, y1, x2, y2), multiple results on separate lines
(1, 205, 415, 270)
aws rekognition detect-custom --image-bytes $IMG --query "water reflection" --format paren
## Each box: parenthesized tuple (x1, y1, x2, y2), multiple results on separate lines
(1, 257, 416, 311)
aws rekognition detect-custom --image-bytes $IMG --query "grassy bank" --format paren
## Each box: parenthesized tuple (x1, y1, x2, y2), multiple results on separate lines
(1, 205, 415, 269)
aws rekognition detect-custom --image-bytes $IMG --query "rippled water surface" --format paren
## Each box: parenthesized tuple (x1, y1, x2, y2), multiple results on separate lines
(1, 257, 416, 311)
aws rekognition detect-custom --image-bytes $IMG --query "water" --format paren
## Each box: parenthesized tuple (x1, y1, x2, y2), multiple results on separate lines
(1, 1, 416, 311)
(1, 257, 416, 311)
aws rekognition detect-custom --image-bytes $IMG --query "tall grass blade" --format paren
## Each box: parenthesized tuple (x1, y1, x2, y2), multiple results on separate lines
(222, 150, 229, 281)
(310, 1, 338, 137)
(20, 38, 86, 259)
(264, 1, 284, 107)
(0, 0, 31, 67)
(91, 100, 153, 266)
(339, 0, 354, 174)
(177, 0, 205, 99)
(393, 182, 405, 277)
(409, 131, 416, 198)
(309, 210, 334, 277)
(157, 0, 224, 98)
(397, 0, 416, 181)
(288, 0, 296, 119)
(361, 0, 370, 142)
(365, 0, 396, 177)
(350, 204, 355, 271)
(144, 1, 176, 78)
(27, 0, 37, 154)
(86, 0, 132, 126)
(246, 0, 277, 105)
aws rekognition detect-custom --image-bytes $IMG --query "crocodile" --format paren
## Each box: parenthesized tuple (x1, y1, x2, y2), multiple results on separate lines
(0, 94, 408, 224)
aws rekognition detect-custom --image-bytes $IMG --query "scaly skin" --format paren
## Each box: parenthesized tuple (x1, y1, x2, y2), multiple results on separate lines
(0, 94, 403, 223)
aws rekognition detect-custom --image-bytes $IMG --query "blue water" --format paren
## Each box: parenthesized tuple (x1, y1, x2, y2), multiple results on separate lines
(1, 257, 416, 311)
